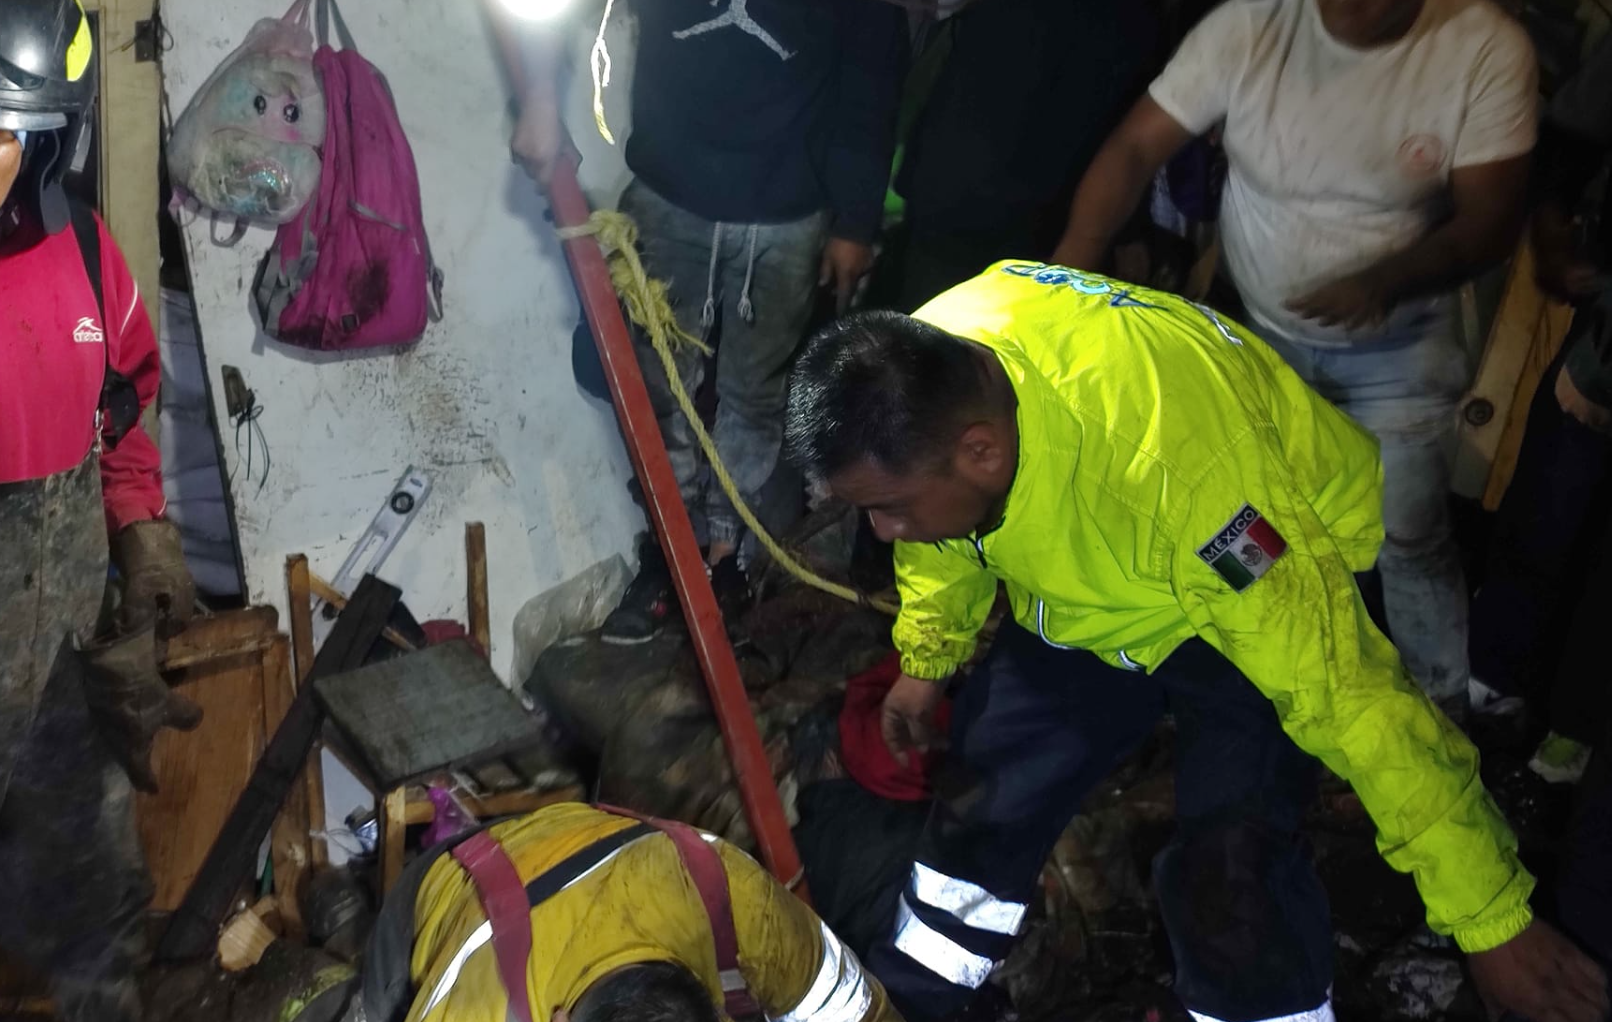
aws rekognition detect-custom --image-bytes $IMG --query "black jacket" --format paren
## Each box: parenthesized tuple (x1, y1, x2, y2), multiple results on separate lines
(626, 0, 906, 243)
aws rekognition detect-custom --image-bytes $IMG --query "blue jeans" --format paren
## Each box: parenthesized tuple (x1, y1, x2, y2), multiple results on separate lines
(618, 180, 828, 550)
(1256, 321, 1472, 701)
(870, 624, 1332, 1022)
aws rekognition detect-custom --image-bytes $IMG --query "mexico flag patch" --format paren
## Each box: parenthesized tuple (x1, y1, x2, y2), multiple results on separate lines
(1197, 504, 1288, 592)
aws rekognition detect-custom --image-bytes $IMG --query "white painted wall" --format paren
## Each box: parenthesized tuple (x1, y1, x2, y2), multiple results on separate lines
(161, 0, 644, 681)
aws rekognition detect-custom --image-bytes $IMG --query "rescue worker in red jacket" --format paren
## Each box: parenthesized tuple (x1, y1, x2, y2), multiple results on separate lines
(1, 2, 201, 1019)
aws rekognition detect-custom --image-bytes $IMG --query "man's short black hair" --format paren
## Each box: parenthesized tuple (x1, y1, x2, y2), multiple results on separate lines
(786, 310, 998, 481)
(571, 962, 720, 1022)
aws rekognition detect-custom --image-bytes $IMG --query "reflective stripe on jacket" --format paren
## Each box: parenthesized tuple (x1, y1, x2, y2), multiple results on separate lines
(407, 803, 897, 1022)
(892, 262, 1533, 953)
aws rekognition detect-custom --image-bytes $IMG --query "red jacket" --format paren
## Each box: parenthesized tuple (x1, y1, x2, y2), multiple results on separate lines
(1, 214, 165, 533)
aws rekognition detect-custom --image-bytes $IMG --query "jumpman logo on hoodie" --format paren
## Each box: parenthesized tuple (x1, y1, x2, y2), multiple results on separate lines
(673, 0, 794, 61)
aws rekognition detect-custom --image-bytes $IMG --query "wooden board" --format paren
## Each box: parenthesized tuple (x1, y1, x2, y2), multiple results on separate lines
(285, 555, 329, 870)
(137, 610, 279, 912)
(466, 522, 491, 657)
(314, 640, 548, 791)
(89, 0, 161, 331)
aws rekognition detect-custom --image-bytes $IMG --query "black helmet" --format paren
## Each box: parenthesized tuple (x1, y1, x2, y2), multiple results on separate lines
(0, 0, 96, 236)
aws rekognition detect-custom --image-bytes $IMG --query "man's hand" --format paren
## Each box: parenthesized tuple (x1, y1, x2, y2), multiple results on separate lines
(1533, 206, 1606, 305)
(820, 237, 875, 314)
(112, 519, 197, 638)
(1467, 921, 1608, 1022)
(512, 92, 567, 187)
(881, 672, 947, 768)
(1555, 366, 1612, 436)
(1286, 268, 1396, 331)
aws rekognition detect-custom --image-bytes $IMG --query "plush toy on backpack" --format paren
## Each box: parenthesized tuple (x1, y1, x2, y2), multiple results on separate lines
(168, 0, 324, 225)
(253, 0, 444, 351)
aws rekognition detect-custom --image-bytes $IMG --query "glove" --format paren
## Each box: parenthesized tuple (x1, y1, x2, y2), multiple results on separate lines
(112, 518, 197, 637)
(79, 626, 204, 793)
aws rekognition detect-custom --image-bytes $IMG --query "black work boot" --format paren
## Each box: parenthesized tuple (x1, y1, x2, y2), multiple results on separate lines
(601, 540, 676, 646)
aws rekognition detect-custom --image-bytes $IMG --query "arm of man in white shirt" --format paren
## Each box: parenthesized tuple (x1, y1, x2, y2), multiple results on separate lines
(1287, 13, 1539, 330)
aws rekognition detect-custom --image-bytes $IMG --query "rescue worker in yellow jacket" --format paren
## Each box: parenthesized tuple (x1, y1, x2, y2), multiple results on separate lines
(355, 802, 898, 1022)
(784, 262, 1610, 1022)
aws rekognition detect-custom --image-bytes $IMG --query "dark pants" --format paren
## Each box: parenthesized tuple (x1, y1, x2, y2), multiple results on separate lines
(1470, 349, 1612, 743)
(869, 624, 1331, 1022)
(1, 458, 149, 1022)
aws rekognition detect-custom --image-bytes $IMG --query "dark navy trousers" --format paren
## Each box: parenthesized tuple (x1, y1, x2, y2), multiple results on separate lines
(869, 623, 1333, 1022)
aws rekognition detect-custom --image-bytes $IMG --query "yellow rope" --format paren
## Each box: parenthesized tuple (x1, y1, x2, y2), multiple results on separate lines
(559, 209, 899, 616)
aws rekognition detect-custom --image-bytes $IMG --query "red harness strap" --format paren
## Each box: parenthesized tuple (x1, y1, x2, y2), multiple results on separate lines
(599, 806, 765, 1022)
(450, 831, 538, 1022)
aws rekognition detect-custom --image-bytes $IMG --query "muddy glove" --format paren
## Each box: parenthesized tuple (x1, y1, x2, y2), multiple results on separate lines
(112, 518, 197, 637)
(79, 626, 203, 793)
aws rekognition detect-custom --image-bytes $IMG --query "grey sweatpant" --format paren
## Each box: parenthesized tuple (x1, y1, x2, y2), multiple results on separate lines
(619, 179, 828, 551)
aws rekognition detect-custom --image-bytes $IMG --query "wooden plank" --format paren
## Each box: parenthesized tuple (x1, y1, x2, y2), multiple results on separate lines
(91, 0, 161, 331)
(161, 607, 279, 671)
(137, 617, 271, 912)
(156, 577, 401, 962)
(380, 787, 408, 895)
(262, 636, 308, 941)
(466, 522, 491, 657)
(285, 555, 329, 869)
(401, 784, 585, 826)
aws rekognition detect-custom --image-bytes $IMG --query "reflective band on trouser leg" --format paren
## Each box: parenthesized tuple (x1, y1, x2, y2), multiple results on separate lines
(891, 898, 997, 989)
(1188, 1000, 1336, 1022)
(909, 863, 1027, 936)
(775, 922, 875, 1022)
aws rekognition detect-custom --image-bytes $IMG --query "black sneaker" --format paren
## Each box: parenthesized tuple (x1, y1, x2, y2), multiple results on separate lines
(708, 555, 753, 624)
(602, 543, 675, 645)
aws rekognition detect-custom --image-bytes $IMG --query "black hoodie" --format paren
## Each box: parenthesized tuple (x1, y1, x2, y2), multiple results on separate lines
(626, 0, 906, 244)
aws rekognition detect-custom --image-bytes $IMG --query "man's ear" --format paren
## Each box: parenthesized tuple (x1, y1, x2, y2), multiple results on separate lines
(954, 422, 1006, 481)
(552, 1007, 570, 1022)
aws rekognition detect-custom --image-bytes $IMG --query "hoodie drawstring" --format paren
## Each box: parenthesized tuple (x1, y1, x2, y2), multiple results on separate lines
(701, 221, 762, 329)
(737, 224, 760, 325)
(701, 222, 722, 329)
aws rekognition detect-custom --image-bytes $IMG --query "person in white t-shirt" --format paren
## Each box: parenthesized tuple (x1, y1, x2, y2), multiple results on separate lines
(1052, 0, 1537, 714)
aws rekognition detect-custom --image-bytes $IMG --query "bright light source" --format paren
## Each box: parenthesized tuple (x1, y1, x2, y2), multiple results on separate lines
(497, 0, 574, 21)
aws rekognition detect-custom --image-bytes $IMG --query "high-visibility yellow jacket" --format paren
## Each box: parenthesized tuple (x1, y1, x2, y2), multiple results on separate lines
(893, 261, 1534, 954)
(406, 803, 898, 1022)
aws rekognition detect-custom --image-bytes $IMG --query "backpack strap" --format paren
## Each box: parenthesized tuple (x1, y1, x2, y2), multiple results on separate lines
(598, 806, 765, 1022)
(66, 201, 140, 452)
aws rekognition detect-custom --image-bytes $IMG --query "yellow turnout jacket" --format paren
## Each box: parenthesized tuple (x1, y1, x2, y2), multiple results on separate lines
(407, 803, 898, 1022)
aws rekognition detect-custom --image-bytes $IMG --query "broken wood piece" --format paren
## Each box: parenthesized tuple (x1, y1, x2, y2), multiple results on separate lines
(262, 635, 309, 942)
(307, 571, 417, 652)
(157, 576, 402, 962)
(466, 522, 491, 657)
(380, 787, 408, 895)
(218, 898, 279, 972)
(159, 605, 280, 672)
(286, 555, 329, 870)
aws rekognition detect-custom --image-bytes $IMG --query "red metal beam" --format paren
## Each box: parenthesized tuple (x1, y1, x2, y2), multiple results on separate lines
(487, 10, 809, 900)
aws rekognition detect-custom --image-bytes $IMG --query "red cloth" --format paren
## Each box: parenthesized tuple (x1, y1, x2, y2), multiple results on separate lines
(838, 652, 952, 802)
(1, 215, 165, 532)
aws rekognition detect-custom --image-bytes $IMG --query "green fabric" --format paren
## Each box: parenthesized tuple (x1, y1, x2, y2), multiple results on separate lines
(893, 261, 1535, 954)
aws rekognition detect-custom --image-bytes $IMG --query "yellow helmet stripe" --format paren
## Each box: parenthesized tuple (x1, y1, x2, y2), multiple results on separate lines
(65, 1, 93, 82)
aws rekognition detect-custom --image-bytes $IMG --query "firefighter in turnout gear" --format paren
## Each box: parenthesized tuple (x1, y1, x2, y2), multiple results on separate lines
(784, 262, 1610, 1022)
(352, 803, 897, 1022)
(0, 2, 200, 1019)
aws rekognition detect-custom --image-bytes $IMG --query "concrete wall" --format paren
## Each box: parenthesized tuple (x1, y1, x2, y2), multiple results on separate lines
(161, 0, 643, 681)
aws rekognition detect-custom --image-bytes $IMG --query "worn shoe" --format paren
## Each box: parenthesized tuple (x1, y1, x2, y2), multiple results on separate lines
(1468, 676, 1525, 717)
(601, 546, 676, 646)
(708, 555, 753, 624)
(1529, 732, 1592, 785)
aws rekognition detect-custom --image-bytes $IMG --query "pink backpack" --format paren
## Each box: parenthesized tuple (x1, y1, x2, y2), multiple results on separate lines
(254, 0, 443, 350)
